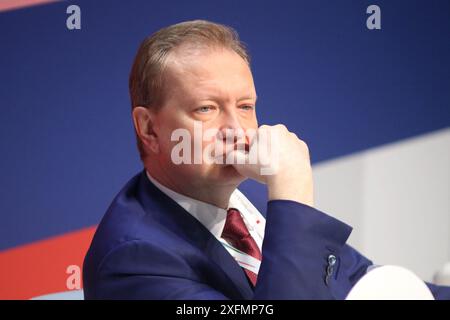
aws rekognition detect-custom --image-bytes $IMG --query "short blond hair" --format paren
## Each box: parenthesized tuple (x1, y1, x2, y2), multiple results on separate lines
(129, 20, 251, 160)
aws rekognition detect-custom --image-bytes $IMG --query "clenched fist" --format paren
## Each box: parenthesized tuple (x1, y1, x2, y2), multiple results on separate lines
(229, 124, 314, 207)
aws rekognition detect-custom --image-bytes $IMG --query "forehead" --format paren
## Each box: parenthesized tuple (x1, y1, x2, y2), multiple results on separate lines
(163, 46, 256, 100)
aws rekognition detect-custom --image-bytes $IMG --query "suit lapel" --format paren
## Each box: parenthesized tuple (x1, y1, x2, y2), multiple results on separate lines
(203, 232, 254, 298)
(137, 171, 254, 299)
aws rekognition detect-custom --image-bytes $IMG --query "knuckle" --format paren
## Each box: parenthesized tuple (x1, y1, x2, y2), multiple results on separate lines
(301, 140, 310, 152)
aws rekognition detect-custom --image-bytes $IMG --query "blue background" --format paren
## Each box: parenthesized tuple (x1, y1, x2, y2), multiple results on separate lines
(0, 0, 449, 250)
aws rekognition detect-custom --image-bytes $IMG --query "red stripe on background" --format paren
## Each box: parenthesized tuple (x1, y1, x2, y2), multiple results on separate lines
(0, 226, 96, 299)
(0, 0, 59, 13)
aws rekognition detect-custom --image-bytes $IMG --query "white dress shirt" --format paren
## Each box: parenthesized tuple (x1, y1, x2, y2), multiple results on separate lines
(146, 171, 266, 274)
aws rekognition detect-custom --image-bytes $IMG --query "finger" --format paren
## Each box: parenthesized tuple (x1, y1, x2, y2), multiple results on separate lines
(227, 149, 248, 166)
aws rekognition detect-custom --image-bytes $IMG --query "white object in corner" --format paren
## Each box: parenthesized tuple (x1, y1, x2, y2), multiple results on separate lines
(346, 265, 434, 300)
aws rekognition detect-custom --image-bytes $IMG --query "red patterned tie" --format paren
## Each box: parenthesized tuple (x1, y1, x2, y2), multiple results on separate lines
(221, 208, 262, 286)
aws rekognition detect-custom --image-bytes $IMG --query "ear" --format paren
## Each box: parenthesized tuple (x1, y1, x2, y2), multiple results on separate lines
(132, 106, 160, 154)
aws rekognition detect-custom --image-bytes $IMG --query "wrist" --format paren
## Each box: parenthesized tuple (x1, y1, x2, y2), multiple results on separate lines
(267, 175, 314, 207)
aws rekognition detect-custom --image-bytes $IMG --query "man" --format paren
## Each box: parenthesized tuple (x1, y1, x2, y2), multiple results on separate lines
(83, 20, 449, 299)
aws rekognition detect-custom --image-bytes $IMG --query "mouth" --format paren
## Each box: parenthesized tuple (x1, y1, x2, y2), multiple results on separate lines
(214, 143, 249, 160)
(235, 143, 250, 153)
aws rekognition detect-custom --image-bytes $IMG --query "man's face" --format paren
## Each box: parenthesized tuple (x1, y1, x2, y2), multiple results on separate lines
(150, 46, 258, 189)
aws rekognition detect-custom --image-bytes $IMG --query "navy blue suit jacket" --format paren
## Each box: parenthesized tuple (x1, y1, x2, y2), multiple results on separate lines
(83, 171, 450, 299)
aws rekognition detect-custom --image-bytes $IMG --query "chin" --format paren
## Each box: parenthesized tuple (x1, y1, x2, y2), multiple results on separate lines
(202, 164, 245, 186)
(218, 165, 246, 183)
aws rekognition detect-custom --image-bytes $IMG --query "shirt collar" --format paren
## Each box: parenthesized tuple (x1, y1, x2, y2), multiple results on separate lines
(145, 171, 266, 244)
(146, 171, 229, 239)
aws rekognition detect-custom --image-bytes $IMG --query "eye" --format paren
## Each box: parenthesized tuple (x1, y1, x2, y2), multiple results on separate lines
(239, 105, 254, 111)
(196, 106, 216, 113)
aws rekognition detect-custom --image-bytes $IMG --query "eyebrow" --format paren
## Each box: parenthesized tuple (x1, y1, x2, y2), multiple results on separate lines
(237, 95, 258, 102)
(194, 86, 257, 103)
(195, 94, 258, 103)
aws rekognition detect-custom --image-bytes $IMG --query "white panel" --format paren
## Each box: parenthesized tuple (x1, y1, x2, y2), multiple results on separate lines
(313, 128, 450, 282)
(313, 153, 366, 249)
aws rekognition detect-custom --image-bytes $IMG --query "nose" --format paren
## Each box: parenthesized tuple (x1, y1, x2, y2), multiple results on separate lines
(217, 111, 246, 145)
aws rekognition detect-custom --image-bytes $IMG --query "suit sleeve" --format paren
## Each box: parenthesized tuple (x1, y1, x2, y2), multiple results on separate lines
(426, 282, 450, 300)
(254, 200, 353, 299)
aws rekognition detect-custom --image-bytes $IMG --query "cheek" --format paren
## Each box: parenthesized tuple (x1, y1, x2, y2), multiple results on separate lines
(246, 115, 258, 129)
(156, 115, 192, 151)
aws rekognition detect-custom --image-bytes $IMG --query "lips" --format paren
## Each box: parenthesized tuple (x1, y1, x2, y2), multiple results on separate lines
(235, 143, 250, 153)
(213, 143, 249, 161)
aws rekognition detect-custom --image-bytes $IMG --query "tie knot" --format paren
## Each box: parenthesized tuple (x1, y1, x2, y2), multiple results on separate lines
(222, 208, 261, 259)
(222, 208, 250, 242)
(222, 207, 262, 287)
